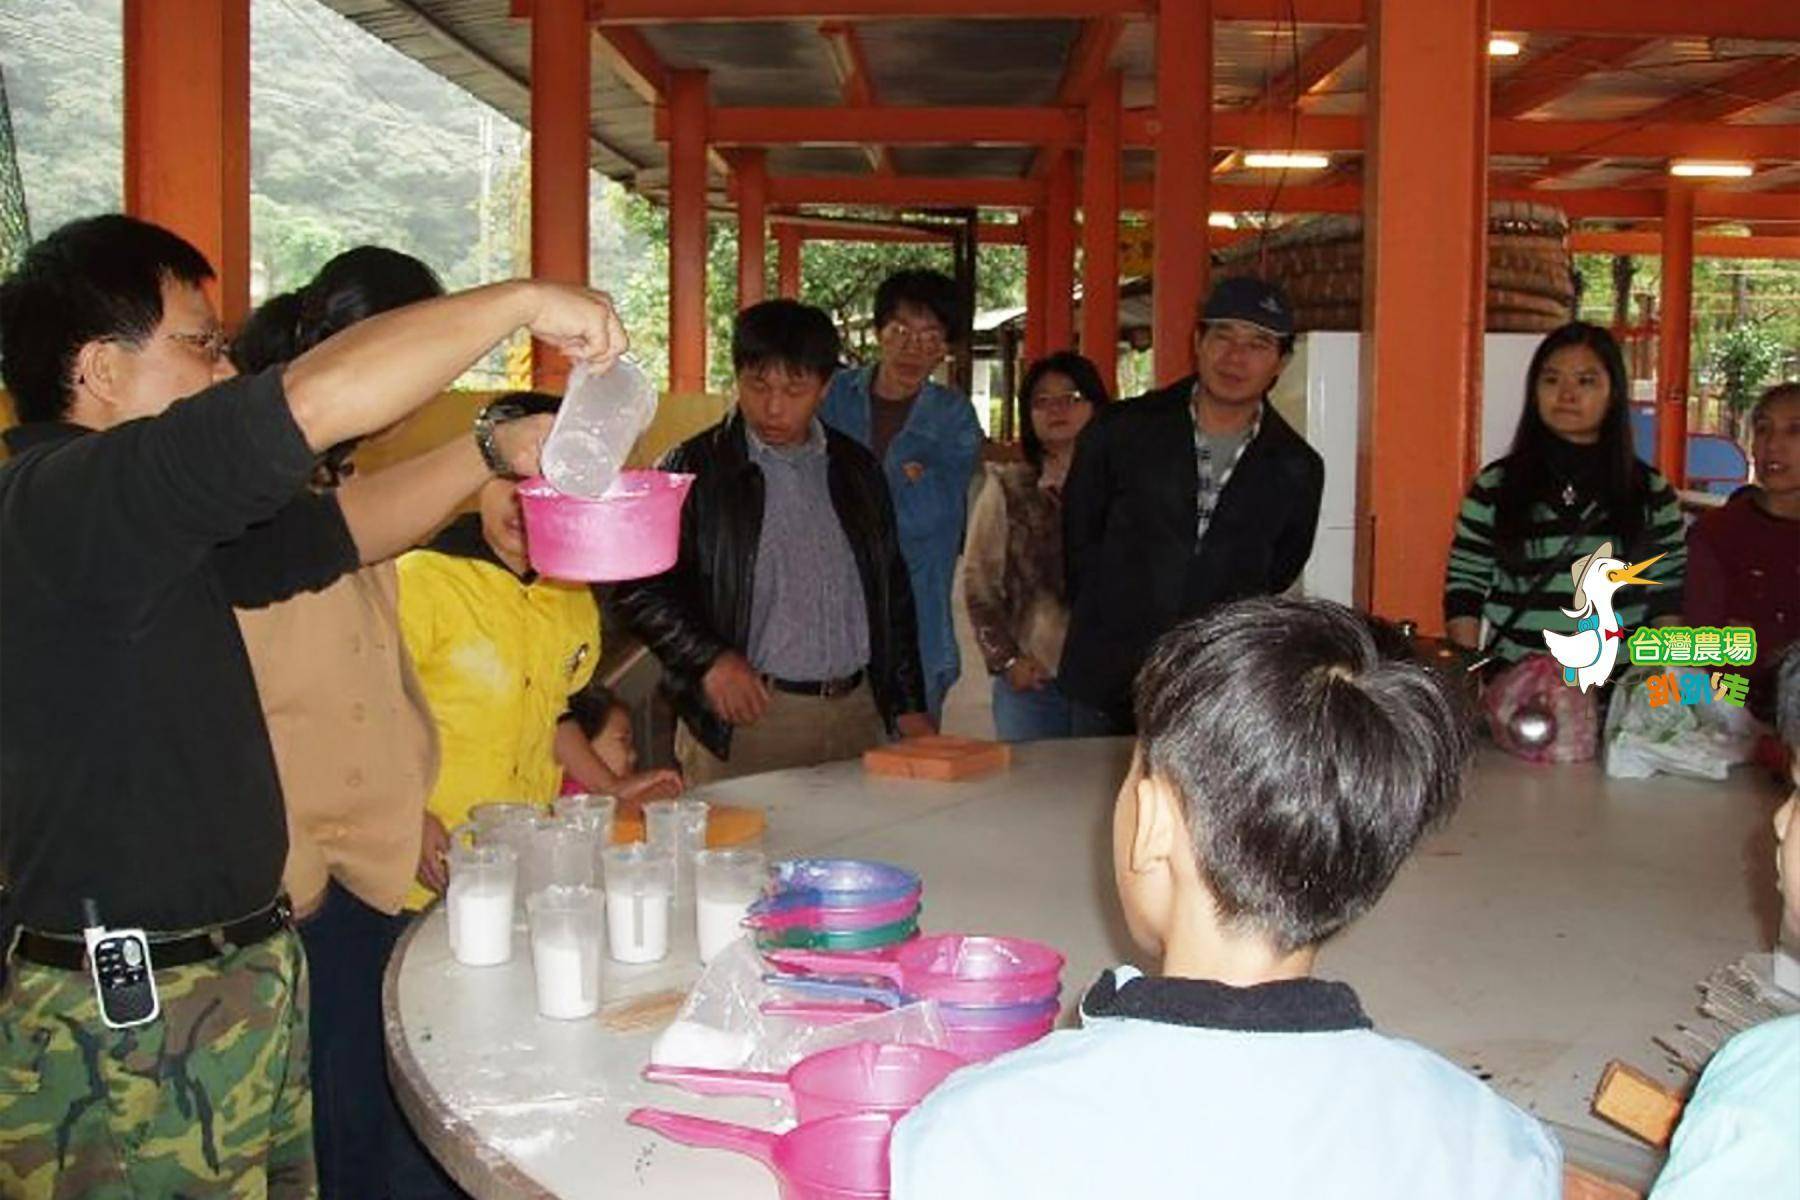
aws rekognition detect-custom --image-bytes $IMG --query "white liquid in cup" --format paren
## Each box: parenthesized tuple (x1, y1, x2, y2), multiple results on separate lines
(696, 890, 756, 964)
(606, 883, 671, 964)
(448, 877, 515, 966)
(531, 928, 601, 1019)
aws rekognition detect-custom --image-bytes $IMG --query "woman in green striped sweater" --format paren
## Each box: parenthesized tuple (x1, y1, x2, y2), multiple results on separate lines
(1444, 322, 1685, 664)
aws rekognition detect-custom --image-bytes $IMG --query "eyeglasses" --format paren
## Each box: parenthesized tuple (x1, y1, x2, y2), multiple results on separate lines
(881, 322, 947, 354)
(167, 329, 230, 365)
(1029, 390, 1087, 411)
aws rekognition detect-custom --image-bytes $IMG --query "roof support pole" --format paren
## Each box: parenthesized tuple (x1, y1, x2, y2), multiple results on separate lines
(1081, 70, 1122, 393)
(776, 225, 802, 299)
(1357, 0, 1489, 627)
(1656, 181, 1695, 488)
(1045, 150, 1077, 352)
(1152, 0, 1208, 385)
(669, 70, 710, 395)
(123, 0, 250, 327)
(527, 0, 592, 390)
(1025, 210, 1048, 364)
(735, 149, 768, 308)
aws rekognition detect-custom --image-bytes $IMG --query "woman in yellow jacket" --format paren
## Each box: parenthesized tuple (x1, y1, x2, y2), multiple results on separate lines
(399, 391, 682, 908)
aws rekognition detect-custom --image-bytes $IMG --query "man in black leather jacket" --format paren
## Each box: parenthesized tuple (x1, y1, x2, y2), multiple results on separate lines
(1059, 277, 1325, 732)
(611, 300, 933, 783)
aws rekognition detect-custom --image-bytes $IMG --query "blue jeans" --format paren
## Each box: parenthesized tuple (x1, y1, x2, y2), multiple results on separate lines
(991, 676, 1077, 742)
(297, 880, 465, 1200)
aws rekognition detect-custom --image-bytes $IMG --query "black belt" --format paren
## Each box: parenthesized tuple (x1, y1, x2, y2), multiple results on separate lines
(11, 897, 293, 972)
(767, 669, 864, 699)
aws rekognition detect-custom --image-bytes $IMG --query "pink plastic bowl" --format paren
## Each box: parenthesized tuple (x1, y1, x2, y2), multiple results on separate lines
(516, 470, 693, 583)
(944, 1013, 1057, 1062)
(629, 1109, 893, 1200)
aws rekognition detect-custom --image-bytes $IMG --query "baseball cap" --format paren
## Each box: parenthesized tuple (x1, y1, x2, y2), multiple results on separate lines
(1202, 276, 1295, 338)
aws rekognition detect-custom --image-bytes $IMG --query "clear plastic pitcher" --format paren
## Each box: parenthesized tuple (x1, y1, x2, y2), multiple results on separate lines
(602, 843, 675, 964)
(695, 848, 767, 965)
(645, 796, 710, 904)
(446, 826, 518, 967)
(540, 356, 658, 499)
(526, 885, 606, 1019)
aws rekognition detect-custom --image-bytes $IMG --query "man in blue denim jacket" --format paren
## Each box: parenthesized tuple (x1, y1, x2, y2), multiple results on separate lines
(820, 269, 983, 722)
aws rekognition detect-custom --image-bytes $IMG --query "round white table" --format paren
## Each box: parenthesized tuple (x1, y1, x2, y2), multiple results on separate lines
(384, 739, 1784, 1199)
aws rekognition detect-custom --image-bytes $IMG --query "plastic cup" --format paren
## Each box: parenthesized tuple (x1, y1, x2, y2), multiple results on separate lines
(602, 843, 675, 964)
(695, 848, 766, 965)
(527, 885, 606, 1020)
(645, 797, 710, 903)
(536, 815, 604, 890)
(446, 827, 518, 967)
(554, 792, 617, 843)
(470, 801, 544, 894)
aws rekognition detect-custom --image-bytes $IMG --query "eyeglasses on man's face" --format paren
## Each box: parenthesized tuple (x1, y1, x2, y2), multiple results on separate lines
(881, 320, 948, 354)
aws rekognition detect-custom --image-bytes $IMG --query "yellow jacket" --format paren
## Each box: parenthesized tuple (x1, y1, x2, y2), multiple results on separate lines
(398, 517, 598, 907)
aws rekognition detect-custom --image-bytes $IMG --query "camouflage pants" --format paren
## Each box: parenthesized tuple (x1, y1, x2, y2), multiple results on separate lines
(0, 928, 316, 1199)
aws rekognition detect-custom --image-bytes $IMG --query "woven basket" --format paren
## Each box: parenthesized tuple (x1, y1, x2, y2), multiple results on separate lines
(1215, 201, 1574, 333)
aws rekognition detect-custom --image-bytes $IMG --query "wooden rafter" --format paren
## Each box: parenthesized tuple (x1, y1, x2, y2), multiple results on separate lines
(1490, 36, 1649, 119)
(1250, 29, 1361, 113)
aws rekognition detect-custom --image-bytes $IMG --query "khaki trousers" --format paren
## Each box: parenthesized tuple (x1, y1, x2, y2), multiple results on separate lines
(677, 683, 885, 784)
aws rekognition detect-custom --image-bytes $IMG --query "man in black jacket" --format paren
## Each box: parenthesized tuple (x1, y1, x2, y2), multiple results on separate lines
(1059, 277, 1325, 731)
(612, 300, 933, 783)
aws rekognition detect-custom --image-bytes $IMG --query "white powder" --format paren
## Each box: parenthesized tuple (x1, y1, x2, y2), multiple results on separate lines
(605, 883, 670, 963)
(650, 1019, 755, 1070)
(532, 929, 600, 1019)
(448, 878, 515, 966)
(695, 890, 755, 965)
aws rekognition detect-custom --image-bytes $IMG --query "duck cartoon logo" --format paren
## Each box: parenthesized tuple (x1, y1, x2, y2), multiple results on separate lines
(1541, 541, 1664, 692)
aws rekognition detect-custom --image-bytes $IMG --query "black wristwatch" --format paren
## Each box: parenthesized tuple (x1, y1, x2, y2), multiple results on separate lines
(474, 401, 528, 478)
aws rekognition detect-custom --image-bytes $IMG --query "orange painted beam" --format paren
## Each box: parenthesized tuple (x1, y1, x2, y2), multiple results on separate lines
(123, 0, 250, 327)
(527, 0, 592, 391)
(1029, 17, 1127, 180)
(1570, 231, 1800, 260)
(1626, 55, 1800, 125)
(1024, 210, 1048, 364)
(775, 225, 803, 298)
(1252, 29, 1362, 112)
(664, 105, 1087, 146)
(1490, 36, 1648, 119)
(1081, 70, 1122, 390)
(1488, 0, 1800, 40)
(765, 215, 1026, 244)
(1358, 0, 1489, 627)
(818, 22, 895, 176)
(594, 26, 669, 101)
(1657, 182, 1694, 488)
(669, 70, 709, 395)
(766, 175, 1045, 207)
(736, 149, 768, 308)
(1045, 151, 1078, 352)
(1154, 0, 1209, 386)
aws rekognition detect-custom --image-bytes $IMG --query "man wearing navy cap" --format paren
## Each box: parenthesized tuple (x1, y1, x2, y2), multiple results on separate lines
(1058, 276, 1325, 732)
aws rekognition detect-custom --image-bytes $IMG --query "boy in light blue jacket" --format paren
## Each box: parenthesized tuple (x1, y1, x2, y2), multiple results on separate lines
(892, 597, 1562, 1199)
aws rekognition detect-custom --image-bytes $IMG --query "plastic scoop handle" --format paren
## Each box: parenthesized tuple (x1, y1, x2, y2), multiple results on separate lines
(765, 948, 905, 983)
(760, 999, 892, 1022)
(641, 1063, 795, 1103)
(761, 973, 903, 1006)
(627, 1107, 779, 1169)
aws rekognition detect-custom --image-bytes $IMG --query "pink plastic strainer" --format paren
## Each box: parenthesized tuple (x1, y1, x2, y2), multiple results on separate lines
(642, 1040, 964, 1123)
(766, 933, 1064, 1006)
(517, 470, 693, 583)
(627, 1108, 893, 1200)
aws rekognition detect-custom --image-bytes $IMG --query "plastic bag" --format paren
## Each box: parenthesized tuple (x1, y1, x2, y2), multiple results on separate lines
(1481, 654, 1599, 764)
(649, 937, 948, 1074)
(540, 356, 658, 499)
(1603, 666, 1759, 781)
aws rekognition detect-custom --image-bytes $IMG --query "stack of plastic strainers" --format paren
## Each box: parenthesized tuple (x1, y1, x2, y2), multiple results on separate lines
(745, 859, 922, 954)
(763, 933, 1066, 1062)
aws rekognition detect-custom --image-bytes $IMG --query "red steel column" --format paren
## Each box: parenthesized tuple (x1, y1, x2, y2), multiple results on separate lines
(1044, 150, 1077, 352)
(736, 149, 768, 309)
(669, 70, 709, 395)
(1656, 182, 1695, 487)
(1081, 70, 1122, 393)
(1152, 0, 1208, 385)
(1358, 0, 1490, 626)
(123, 0, 251, 327)
(1024, 209, 1048, 364)
(527, 0, 592, 390)
(776, 226, 803, 299)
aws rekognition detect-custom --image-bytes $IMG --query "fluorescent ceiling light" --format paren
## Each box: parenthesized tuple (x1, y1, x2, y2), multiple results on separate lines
(1487, 37, 1523, 57)
(1668, 160, 1754, 179)
(1208, 212, 1238, 229)
(1242, 151, 1331, 170)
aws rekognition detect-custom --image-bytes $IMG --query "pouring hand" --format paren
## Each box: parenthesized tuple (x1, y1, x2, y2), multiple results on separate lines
(526, 283, 628, 371)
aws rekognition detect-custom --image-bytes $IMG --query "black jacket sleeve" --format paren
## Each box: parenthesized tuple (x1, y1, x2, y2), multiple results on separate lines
(1062, 411, 1112, 607)
(212, 490, 360, 609)
(1269, 449, 1325, 593)
(875, 469, 928, 718)
(607, 442, 734, 683)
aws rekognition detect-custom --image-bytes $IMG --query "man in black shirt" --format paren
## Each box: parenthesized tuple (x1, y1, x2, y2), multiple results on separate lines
(0, 214, 626, 1197)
